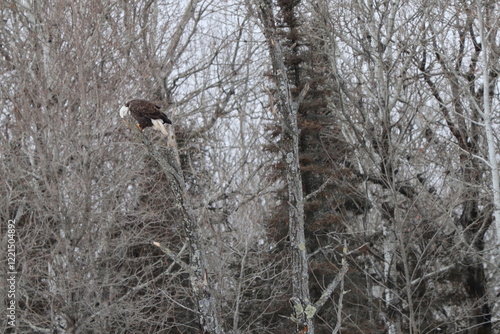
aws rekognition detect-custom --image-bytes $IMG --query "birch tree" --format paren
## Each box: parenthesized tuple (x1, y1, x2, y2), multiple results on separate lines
(476, 0, 500, 250)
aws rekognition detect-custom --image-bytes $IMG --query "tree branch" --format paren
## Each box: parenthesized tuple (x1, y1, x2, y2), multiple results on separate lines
(152, 241, 193, 274)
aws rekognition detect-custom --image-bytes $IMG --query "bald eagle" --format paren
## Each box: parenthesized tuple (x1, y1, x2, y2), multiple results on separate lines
(120, 99, 172, 136)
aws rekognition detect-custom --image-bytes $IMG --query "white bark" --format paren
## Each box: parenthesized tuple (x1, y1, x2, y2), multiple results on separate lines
(382, 226, 397, 334)
(476, 0, 500, 247)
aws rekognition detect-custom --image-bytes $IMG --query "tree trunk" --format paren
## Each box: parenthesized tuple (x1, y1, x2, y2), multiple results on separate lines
(477, 0, 500, 249)
(144, 133, 224, 334)
(257, 1, 314, 333)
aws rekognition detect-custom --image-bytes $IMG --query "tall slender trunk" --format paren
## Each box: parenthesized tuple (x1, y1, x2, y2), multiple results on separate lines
(477, 0, 500, 248)
(144, 133, 224, 334)
(257, 1, 314, 333)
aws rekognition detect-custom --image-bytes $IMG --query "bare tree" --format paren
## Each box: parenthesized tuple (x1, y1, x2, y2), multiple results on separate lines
(254, 1, 354, 333)
(256, 0, 314, 332)
(305, 0, 499, 333)
(476, 0, 500, 248)
(4, 0, 497, 333)
(1, 0, 273, 333)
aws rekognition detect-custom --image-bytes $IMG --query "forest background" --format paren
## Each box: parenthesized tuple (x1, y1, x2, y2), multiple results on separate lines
(1, 1, 499, 333)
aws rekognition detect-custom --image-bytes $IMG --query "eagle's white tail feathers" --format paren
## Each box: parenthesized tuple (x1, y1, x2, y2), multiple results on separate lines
(151, 119, 168, 136)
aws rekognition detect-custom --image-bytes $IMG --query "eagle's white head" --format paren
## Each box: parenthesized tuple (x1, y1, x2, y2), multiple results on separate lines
(119, 105, 130, 118)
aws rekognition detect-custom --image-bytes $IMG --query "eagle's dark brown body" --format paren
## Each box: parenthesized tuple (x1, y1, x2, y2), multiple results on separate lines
(120, 99, 171, 136)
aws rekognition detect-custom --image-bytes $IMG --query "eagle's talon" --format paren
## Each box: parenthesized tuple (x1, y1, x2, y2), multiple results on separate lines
(136, 124, 143, 131)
